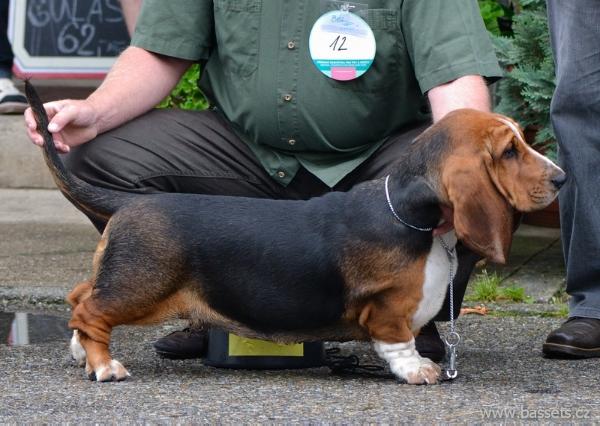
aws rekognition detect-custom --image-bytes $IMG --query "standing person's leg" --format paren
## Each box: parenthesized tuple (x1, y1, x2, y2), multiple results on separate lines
(0, 0, 27, 113)
(544, 0, 600, 358)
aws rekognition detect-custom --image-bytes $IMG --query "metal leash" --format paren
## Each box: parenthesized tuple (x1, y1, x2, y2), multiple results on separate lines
(438, 236, 460, 380)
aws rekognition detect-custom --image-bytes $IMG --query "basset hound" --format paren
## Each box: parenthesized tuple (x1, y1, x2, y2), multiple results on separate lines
(26, 81, 565, 384)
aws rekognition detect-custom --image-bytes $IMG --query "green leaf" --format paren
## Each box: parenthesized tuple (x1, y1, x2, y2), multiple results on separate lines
(157, 64, 208, 111)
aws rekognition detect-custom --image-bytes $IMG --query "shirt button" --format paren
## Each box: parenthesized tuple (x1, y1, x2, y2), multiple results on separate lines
(288, 139, 296, 146)
(283, 94, 293, 102)
(287, 41, 296, 50)
(277, 171, 286, 178)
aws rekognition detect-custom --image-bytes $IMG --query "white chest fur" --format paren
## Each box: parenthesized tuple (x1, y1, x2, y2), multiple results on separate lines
(411, 231, 458, 332)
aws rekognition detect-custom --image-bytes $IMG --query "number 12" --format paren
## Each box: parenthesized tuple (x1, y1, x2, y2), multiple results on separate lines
(329, 35, 348, 51)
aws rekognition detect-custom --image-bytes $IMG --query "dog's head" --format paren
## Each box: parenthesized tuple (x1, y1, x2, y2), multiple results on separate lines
(431, 109, 565, 264)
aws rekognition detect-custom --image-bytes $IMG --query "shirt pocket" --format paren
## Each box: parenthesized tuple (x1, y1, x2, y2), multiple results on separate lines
(325, 9, 402, 93)
(213, 0, 262, 78)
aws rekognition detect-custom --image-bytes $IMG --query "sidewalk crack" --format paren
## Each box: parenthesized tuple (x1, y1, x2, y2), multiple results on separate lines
(500, 238, 561, 283)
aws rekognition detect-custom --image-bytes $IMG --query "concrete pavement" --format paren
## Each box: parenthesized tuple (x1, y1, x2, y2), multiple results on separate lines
(2, 314, 599, 423)
(0, 189, 95, 307)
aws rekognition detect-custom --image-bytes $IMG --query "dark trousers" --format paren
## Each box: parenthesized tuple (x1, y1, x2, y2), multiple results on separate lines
(65, 108, 479, 321)
(548, 0, 600, 319)
(0, 0, 13, 77)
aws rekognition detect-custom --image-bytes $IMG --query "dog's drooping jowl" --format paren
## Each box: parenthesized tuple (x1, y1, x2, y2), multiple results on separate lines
(25, 81, 565, 384)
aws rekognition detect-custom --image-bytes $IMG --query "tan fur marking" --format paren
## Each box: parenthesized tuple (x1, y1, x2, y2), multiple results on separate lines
(78, 332, 112, 377)
(66, 281, 93, 308)
(341, 244, 427, 343)
(341, 244, 422, 298)
(360, 292, 415, 343)
(92, 227, 109, 275)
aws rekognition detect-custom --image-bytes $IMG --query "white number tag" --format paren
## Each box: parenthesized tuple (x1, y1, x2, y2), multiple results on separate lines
(309, 10, 376, 81)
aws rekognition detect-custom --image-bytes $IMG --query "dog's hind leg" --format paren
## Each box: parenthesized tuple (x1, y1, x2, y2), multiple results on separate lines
(69, 330, 87, 367)
(65, 214, 202, 382)
(66, 229, 112, 370)
(68, 279, 201, 382)
(66, 281, 94, 367)
(68, 294, 130, 382)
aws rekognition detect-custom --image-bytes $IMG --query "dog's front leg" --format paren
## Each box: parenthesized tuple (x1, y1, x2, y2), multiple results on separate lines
(360, 302, 441, 384)
(373, 338, 440, 384)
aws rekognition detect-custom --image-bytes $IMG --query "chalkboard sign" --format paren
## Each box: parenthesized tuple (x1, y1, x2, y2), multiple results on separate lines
(8, 0, 130, 78)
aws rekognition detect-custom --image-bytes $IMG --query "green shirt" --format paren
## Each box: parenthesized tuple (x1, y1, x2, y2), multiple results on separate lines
(132, 0, 503, 187)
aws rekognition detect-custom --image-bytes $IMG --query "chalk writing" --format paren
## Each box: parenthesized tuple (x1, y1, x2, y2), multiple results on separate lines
(24, 0, 129, 57)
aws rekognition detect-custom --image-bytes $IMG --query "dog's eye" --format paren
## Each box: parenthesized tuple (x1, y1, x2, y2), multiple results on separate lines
(502, 145, 518, 159)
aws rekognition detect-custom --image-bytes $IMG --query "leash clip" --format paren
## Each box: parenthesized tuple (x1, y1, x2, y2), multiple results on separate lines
(443, 331, 460, 380)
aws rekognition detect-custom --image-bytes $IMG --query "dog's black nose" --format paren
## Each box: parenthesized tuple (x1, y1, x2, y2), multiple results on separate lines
(552, 173, 567, 190)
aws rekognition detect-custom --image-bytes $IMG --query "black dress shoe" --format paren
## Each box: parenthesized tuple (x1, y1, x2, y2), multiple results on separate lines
(153, 327, 209, 359)
(415, 322, 446, 362)
(543, 317, 600, 359)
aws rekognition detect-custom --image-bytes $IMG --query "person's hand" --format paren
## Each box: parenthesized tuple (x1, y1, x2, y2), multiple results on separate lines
(24, 99, 100, 154)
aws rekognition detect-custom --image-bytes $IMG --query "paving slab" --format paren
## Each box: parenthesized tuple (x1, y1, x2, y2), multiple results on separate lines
(0, 188, 89, 224)
(0, 189, 97, 305)
(0, 117, 56, 188)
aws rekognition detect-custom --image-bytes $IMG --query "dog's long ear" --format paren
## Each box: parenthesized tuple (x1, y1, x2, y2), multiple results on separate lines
(443, 158, 514, 264)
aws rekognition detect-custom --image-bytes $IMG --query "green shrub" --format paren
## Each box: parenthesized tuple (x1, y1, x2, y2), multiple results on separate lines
(491, 0, 557, 159)
(157, 64, 208, 111)
(478, 0, 513, 37)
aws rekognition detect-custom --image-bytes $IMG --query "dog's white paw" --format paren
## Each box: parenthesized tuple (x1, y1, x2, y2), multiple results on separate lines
(374, 339, 441, 385)
(394, 356, 441, 385)
(70, 330, 86, 367)
(86, 359, 130, 382)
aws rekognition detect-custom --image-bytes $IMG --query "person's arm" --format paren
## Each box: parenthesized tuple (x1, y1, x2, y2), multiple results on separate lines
(119, 0, 143, 36)
(25, 46, 192, 153)
(427, 74, 492, 122)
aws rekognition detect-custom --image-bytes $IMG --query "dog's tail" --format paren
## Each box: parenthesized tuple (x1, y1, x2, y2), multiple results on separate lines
(25, 80, 135, 225)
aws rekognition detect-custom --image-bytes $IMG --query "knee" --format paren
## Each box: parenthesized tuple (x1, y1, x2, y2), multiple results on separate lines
(63, 136, 108, 182)
(62, 133, 140, 192)
(551, 71, 600, 116)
